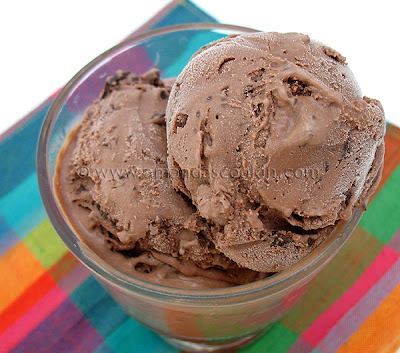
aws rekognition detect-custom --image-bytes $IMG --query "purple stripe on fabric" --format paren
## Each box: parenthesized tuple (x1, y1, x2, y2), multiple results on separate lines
(286, 337, 315, 353)
(65, 47, 153, 116)
(388, 228, 400, 254)
(10, 298, 103, 353)
(317, 258, 400, 353)
(0, 286, 67, 352)
(58, 262, 92, 295)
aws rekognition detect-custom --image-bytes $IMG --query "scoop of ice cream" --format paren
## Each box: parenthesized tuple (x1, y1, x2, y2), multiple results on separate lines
(57, 69, 264, 285)
(166, 32, 385, 272)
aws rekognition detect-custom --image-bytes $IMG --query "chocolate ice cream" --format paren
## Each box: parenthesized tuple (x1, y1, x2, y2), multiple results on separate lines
(55, 31, 385, 287)
(166, 32, 385, 272)
(55, 69, 265, 289)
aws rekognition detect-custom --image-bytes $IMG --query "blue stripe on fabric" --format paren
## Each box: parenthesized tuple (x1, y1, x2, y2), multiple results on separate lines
(0, 213, 20, 255)
(151, 0, 216, 31)
(106, 317, 179, 353)
(70, 276, 129, 338)
(11, 298, 104, 353)
(161, 31, 226, 78)
(0, 103, 51, 198)
(145, 0, 219, 78)
(0, 172, 46, 238)
(92, 342, 115, 353)
(318, 258, 400, 353)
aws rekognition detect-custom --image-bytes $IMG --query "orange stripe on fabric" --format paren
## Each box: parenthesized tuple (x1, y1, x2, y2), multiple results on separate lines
(0, 272, 56, 335)
(0, 242, 45, 313)
(0, 286, 67, 353)
(336, 281, 400, 353)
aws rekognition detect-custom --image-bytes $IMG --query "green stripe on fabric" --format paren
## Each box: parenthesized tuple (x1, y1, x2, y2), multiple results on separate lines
(106, 317, 179, 353)
(239, 323, 298, 353)
(360, 164, 400, 243)
(24, 218, 68, 268)
(281, 226, 383, 334)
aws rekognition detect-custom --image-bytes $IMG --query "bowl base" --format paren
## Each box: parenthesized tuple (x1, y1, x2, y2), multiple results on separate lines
(160, 328, 268, 352)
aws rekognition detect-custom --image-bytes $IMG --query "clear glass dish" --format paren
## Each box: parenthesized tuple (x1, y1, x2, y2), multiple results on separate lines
(37, 23, 363, 352)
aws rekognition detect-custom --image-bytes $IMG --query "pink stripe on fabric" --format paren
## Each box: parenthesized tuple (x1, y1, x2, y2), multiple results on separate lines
(0, 286, 67, 353)
(302, 245, 399, 346)
(58, 262, 91, 294)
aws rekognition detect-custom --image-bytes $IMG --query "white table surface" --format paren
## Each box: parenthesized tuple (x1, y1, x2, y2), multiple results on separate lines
(0, 0, 398, 135)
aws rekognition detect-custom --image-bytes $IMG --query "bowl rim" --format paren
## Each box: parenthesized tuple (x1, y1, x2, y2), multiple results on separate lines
(37, 22, 362, 302)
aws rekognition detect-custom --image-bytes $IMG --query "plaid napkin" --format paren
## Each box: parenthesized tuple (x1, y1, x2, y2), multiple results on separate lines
(0, 1, 399, 352)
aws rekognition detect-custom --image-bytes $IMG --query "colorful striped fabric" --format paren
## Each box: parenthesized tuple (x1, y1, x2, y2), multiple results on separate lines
(0, 1, 399, 352)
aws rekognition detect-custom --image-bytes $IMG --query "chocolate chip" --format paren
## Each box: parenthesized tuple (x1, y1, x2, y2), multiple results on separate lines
(341, 136, 351, 159)
(100, 71, 139, 99)
(160, 90, 168, 100)
(101, 71, 132, 99)
(244, 84, 254, 98)
(272, 234, 292, 247)
(307, 237, 315, 246)
(177, 114, 188, 128)
(286, 77, 312, 96)
(253, 102, 264, 117)
(95, 202, 109, 221)
(249, 68, 265, 82)
(135, 263, 153, 273)
(172, 113, 188, 133)
(344, 189, 353, 206)
(324, 160, 330, 172)
(197, 231, 209, 248)
(77, 184, 87, 194)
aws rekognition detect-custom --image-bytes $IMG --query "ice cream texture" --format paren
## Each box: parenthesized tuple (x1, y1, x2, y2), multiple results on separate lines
(55, 69, 264, 289)
(55, 31, 385, 287)
(166, 32, 385, 272)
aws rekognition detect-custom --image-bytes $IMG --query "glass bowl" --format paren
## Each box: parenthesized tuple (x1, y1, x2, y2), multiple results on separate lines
(37, 23, 363, 352)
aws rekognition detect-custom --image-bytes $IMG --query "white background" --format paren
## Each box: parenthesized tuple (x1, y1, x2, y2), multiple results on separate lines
(0, 0, 398, 135)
